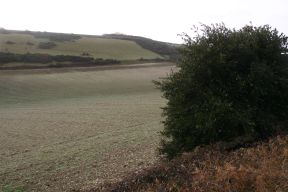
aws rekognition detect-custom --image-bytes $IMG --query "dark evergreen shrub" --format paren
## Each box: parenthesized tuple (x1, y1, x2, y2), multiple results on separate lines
(155, 24, 288, 158)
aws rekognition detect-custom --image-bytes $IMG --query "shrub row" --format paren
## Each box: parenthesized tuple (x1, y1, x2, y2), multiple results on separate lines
(0, 52, 120, 65)
(38, 41, 57, 49)
(31, 32, 81, 42)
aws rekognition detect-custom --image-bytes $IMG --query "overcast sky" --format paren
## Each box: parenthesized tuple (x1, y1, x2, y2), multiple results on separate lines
(0, 0, 287, 43)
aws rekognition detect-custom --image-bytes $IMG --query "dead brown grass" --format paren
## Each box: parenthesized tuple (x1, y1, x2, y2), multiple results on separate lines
(89, 135, 288, 192)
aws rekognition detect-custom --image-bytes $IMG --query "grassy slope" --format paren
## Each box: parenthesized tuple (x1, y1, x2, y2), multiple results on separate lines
(0, 33, 162, 60)
(92, 135, 288, 192)
(0, 65, 173, 192)
(103, 34, 179, 60)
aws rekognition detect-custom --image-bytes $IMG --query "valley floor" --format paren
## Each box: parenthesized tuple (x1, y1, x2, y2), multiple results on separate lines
(0, 63, 174, 191)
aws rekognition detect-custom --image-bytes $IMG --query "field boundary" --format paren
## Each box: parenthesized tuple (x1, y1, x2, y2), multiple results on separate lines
(0, 62, 175, 75)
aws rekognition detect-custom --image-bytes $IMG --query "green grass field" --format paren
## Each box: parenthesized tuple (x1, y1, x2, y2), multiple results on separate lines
(0, 64, 173, 191)
(0, 33, 162, 60)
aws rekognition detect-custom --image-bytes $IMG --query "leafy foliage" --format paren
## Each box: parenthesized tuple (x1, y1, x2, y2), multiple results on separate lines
(155, 24, 288, 158)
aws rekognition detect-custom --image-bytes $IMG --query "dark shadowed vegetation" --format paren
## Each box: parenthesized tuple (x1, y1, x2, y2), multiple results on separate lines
(38, 41, 57, 49)
(0, 52, 120, 69)
(5, 41, 15, 45)
(155, 24, 288, 158)
(103, 34, 180, 60)
(26, 42, 34, 46)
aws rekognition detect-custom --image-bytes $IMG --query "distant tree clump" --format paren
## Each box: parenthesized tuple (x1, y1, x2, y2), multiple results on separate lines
(38, 41, 57, 49)
(155, 24, 288, 159)
(5, 41, 15, 45)
(32, 32, 81, 42)
(82, 52, 90, 56)
(26, 42, 34, 46)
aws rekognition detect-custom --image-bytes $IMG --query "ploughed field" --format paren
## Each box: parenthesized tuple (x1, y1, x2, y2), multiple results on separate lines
(0, 63, 173, 191)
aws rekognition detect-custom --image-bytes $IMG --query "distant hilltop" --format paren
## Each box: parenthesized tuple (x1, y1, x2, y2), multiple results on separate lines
(0, 28, 179, 60)
(0, 28, 179, 69)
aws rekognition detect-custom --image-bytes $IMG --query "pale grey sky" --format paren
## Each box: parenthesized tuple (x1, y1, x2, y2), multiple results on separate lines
(0, 0, 287, 43)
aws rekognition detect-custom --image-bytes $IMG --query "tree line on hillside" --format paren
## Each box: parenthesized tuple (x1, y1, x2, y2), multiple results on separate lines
(103, 34, 180, 61)
(0, 52, 120, 66)
(0, 28, 180, 60)
(0, 28, 81, 42)
(30, 31, 81, 42)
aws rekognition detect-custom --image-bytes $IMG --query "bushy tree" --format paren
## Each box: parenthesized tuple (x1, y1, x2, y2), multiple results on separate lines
(38, 41, 57, 49)
(155, 24, 288, 158)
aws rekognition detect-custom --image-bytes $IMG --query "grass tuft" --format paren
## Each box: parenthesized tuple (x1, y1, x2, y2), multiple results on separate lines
(2, 185, 25, 192)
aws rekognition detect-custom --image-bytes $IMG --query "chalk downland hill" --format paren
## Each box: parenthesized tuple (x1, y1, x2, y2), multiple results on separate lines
(0, 29, 179, 69)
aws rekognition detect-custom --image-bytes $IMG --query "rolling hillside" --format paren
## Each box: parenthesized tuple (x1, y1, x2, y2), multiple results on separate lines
(0, 64, 174, 192)
(0, 29, 178, 69)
